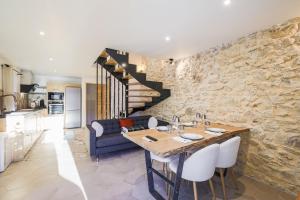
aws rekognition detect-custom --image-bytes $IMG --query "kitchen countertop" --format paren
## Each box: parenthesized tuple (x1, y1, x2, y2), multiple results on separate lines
(4, 108, 47, 116)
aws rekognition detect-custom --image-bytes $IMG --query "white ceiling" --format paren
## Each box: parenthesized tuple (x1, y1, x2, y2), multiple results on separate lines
(0, 0, 299, 77)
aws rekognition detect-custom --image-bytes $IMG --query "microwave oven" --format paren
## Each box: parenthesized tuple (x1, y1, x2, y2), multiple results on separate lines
(48, 92, 64, 101)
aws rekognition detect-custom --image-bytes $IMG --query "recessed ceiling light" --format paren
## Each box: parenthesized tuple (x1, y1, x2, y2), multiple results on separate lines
(224, 0, 231, 6)
(49, 57, 53, 61)
(39, 31, 45, 36)
(165, 36, 171, 42)
(54, 69, 57, 73)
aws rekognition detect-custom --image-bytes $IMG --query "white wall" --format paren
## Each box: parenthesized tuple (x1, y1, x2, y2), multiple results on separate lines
(33, 74, 81, 87)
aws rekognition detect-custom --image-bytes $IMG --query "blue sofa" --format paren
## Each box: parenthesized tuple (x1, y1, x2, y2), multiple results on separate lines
(87, 115, 168, 158)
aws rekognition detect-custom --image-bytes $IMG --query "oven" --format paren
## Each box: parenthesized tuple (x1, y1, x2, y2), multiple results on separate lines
(48, 103, 64, 114)
(48, 92, 64, 101)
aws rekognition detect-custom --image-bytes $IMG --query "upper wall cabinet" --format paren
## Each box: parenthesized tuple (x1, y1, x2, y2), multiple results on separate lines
(2, 65, 21, 94)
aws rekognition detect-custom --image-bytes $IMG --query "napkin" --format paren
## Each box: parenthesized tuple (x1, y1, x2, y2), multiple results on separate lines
(205, 131, 223, 136)
(173, 136, 192, 143)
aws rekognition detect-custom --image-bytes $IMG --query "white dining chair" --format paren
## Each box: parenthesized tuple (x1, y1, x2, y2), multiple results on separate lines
(148, 116, 158, 129)
(216, 136, 241, 200)
(168, 144, 220, 200)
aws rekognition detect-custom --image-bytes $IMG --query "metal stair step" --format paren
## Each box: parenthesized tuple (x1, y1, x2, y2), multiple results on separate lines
(128, 82, 142, 86)
(105, 56, 118, 65)
(128, 95, 156, 97)
(128, 89, 154, 91)
(128, 100, 150, 103)
(129, 84, 152, 90)
(129, 96, 152, 102)
(128, 102, 145, 108)
(99, 50, 109, 58)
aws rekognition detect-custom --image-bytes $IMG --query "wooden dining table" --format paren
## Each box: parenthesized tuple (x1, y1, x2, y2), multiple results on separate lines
(123, 123, 249, 200)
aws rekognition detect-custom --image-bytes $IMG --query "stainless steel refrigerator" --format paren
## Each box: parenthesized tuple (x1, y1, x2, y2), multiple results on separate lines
(64, 87, 81, 128)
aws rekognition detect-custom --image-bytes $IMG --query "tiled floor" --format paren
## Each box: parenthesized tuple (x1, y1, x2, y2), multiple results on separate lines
(0, 127, 295, 200)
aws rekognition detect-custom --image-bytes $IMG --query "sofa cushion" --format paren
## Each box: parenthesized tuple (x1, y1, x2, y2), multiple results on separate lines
(92, 119, 121, 135)
(128, 115, 151, 129)
(96, 133, 130, 148)
(119, 118, 135, 128)
(127, 125, 145, 132)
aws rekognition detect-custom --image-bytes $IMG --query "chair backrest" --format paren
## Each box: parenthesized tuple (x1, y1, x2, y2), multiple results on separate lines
(216, 136, 241, 168)
(148, 117, 158, 129)
(182, 144, 219, 182)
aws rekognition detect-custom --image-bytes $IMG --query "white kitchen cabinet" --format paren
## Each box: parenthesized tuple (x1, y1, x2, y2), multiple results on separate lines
(0, 133, 14, 172)
(5, 109, 46, 162)
(2, 65, 21, 94)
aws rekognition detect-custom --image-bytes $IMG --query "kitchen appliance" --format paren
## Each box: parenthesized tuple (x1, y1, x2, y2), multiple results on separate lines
(64, 87, 81, 128)
(48, 92, 64, 101)
(48, 102, 64, 114)
(0, 133, 13, 172)
(20, 84, 39, 93)
(40, 99, 45, 108)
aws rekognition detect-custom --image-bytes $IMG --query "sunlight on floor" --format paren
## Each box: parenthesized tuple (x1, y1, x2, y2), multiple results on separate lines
(42, 115, 87, 200)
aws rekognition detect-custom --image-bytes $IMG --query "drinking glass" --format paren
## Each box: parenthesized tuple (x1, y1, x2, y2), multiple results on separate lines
(167, 125, 172, 134)
(178, 124, 185, 135)
(172, 115, 180, 130)
(204, 120, 211, 130)
(195, 113, 202, 123)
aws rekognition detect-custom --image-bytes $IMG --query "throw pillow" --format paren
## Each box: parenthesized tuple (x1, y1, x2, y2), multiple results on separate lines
(119, 119, 135, 128)
(148, 117, 158, 129)
(127, 125, 145, 132)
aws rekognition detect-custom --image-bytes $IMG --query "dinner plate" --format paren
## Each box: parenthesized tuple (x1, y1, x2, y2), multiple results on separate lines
(181, 122, 194, 127)
(207, 127, 226, 133)
(180, 133, 203, 140)
(156, 126, 169, 131)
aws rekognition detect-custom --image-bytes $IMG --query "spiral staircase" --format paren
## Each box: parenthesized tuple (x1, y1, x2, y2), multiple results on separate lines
(95, 48, 170, 117)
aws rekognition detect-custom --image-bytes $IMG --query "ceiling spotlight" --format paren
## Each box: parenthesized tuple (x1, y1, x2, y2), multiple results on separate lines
(224, 0, 231, 6)
(165, 36, 171, 42)
(49, 57, 53, 61)
(39, 31, 45, 36)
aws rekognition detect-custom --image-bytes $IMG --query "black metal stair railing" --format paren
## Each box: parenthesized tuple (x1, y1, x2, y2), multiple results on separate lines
(95, 62, 128, 120)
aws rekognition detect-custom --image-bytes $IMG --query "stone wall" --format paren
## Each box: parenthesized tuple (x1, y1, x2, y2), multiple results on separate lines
(143, 17, 300, 195)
